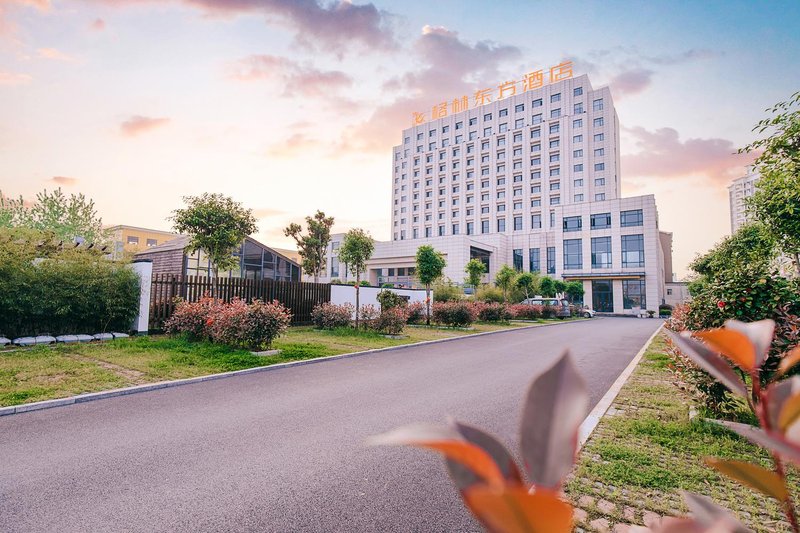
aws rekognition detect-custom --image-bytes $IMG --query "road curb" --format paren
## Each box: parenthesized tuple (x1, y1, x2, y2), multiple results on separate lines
(0, 318, 591, 418)
(577, 322, 664, 448)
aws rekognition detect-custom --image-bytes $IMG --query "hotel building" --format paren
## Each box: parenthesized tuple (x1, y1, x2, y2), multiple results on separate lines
(319, 74, 671, 314)
(728, 165, 760, 233)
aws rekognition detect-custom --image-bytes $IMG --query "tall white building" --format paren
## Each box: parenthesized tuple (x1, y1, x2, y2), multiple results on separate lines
(728, 165, 760, 233)
(318, 74, 671, 315)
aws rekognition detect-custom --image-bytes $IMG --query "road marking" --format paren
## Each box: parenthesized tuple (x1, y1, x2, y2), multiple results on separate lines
(577, 322, 664, 448)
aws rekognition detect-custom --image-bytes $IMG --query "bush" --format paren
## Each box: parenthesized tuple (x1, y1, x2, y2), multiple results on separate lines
(541, 305, 558, 319)
(164, 295, 224, 340)
(508, 303, 543, 320)
(474, 285, 504, 303)
(373, 307, 407, 335)
(432, 281, 463, 302)
(311, 302, 353, 329)
(432, 301, 477, 327)
(377, 289, 407, 310)
(207, 298, 291, 350)
(0, 236, 140, 337)
(359, 304, 379, 329)
(406, 301, 426, 324)
(474, 301, 511, 322)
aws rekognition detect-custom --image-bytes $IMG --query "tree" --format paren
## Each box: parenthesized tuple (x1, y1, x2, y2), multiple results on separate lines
(515, 271, 538, 301)
(494, 264, 518, 303)
(554, 279, 567, 296)
(415, 245, 446, 325)
(0, 188, 108, 244)
(564, 281, 585, 304)
(539, 276, 556, 297)
(171, 193, 257, 295)
(284, 210, 334, 283)
(741, 91, 800, 275)
(464, 258, 486, 289)
(338, 228, 375, 328)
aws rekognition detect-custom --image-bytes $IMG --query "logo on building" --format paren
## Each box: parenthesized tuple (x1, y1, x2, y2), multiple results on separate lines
(411, 61, 574, 125)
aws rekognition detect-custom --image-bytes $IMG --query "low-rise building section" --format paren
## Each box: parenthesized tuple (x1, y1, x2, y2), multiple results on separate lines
(107, 225, 180, 259)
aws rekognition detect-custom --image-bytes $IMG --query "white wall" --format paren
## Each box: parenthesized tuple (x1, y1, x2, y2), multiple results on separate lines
(330, 285, 429, 313)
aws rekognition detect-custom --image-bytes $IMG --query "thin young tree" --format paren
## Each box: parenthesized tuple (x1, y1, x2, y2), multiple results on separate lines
(171, 193, 257, 296)
(284, 210, 335, 283)
(337, 228, 375, 328)
(538, 276, 556, 297)
(515, 271, 539, 301)
(494, 264, 518, 303)
(464, 258, 486, 289)
(416, 245, 446, 325)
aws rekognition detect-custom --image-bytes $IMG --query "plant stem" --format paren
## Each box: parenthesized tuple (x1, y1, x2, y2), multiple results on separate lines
(755, 378, 800, 532)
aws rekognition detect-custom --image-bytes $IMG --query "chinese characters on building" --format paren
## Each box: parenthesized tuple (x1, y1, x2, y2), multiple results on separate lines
(412, 61, 574, 126)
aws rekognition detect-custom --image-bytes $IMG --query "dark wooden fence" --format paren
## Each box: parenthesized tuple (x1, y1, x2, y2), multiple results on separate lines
(149, 274, 331, 330)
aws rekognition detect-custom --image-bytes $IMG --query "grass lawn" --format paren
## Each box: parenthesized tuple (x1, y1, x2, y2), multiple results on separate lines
(565, 333, 799, 531)
(0, 318, 576, 408)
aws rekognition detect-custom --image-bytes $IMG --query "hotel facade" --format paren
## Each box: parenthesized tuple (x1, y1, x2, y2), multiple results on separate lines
(728, 165, 760, 233)
(318, 74, 671, 314)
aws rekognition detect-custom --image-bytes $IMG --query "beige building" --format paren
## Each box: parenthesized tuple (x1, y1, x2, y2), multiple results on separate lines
(315, 73, 674, 315)
(107, 225, 180, 259)
(728, 166, 760, 233)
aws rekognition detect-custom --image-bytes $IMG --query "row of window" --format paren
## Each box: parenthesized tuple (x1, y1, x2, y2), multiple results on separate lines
(511, 235, 645, 274)
(397, 116, 606, 156)
(562, 209, 644, 232)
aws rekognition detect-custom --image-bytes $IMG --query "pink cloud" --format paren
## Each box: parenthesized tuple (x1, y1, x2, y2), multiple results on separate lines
(340, 25, 521, 153)
(622, 126, 756, 186)
(0, 0, 49, 39)
(89, 18, 105, 31)
(37, 47, 74, 61)
(0, 71, 32, 85)
(265, 133, 324, 158)
(120, 116, 170, 137)
(49, 176, 79, 186)
(609, 68, 653, 98)
(227, 54, 352, 98)
(252, 207, 286, 218)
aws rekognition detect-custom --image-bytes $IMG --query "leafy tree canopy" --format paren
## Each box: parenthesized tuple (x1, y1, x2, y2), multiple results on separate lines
(464, 258, 486, 288)
(284, 210, 334, 283)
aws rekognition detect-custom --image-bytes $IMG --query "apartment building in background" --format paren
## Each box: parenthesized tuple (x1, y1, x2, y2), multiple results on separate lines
(107, 225, 180, 258)
(316, 73, 672, 314)
(728, 165, 760, 233)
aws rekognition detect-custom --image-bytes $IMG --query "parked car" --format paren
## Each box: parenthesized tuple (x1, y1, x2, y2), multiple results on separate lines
(578, 307, 596, 318)
(520, 297, 572, 319)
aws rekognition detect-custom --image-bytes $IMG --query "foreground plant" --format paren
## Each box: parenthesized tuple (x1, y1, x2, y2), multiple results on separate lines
(366, 322, 800, 532)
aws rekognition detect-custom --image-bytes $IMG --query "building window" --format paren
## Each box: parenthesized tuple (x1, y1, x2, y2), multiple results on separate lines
(593, 117, 604, 127)
(593, 98, 604, 111)
(532, 98, 542, 108)
(595, 193, 606, 201)
(574, 87, 583, 96)
(550, 93, 561, 103)
(549, 123, 560, 134)
(550, 196, 560, 205)
(497, 218, 506, 232)
(438, 225, 445, 236)
(621, 234, 645, 267)
(590, 212, 612, 229)
(481, 220, 490, 234)
(484, 113, 492, 121)
(563, 239, 582, 270)
(452, 223, 460, 235)
(595, 178, 606, 186)
(550, 108, 561, 119)
(513, 249, 523, 271)
(331, 257, 339, 277)
(467, 221, 474, 235)
(547, 246, 556, 274)
(513, 216, 523, 231)
(573, 134, 583, 143)
(127, 236, 139, 245)
(574, 178, 584, 187)
(574, 194, 584, 202)
(622, 279, 646, 309)
(563, 215, 582, 232)
(515, 103, 525, 113)
(620, 209, 644, 227)
(594, 133, 604, 142)
(574, 103, 584, 114)
(146, 238, 157, 247)
(531, 214, 542, 229)
(591, 236, 612, 268)
(469, 117, 477, 126)
(529, 248, 540, 272)
(574, 164, 584, 172)
(425, 227, 432, 237)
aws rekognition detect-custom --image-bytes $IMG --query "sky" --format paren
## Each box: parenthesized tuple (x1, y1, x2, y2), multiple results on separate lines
(1, 0, 799, 278)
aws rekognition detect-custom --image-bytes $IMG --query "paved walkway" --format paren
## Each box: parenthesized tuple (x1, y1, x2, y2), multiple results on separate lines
(0, 318, 663, 532)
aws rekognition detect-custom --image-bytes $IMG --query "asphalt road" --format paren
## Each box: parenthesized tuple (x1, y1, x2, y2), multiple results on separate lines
(0, 317, 662, 533)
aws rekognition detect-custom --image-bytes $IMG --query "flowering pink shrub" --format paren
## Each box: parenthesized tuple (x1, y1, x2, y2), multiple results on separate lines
(541, 304, 558, 319)
(207, 298, 291, 350)
(473, 301, 511, 322)
(311, 302, 353, 329)
(432, 301, 477, 327)
(359, 304, 380, 329)
(164, 295, 224, 340)
(509, 303, 543, 320)
(373, 307, 408, 335)
(406, 301, 426, 324)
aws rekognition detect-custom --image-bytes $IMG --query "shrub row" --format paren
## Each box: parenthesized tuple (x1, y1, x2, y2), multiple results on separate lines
(310, 302, 408, 335)
(165, 296, 291, 350)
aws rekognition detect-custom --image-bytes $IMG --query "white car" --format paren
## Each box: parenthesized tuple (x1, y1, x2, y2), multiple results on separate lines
(579, 307, 596, 318)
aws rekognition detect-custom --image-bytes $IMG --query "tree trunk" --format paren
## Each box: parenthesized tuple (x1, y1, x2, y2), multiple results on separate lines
(212, 266, 219, 298)
(426, 283, 431, 326)
(355, 271, 360, 329)
(795, 253, 800, 277)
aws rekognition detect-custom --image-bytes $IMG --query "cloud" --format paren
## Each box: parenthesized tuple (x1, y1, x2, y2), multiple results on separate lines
(265, 133, 324, 158)
(37, 47, 74, 61)
(0, 0, 49, 39)
(89, 18, 105, 31)
(0, 71, 32, 85)
(120, 115, 170, 136)
(227, 54, 352, 98)
(609, 68, 654, 97)
(340, 25, 521, 153)
(644, 48, 718, 65)
(49, 176, 78, 186)
(622, 126, 755, 186)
